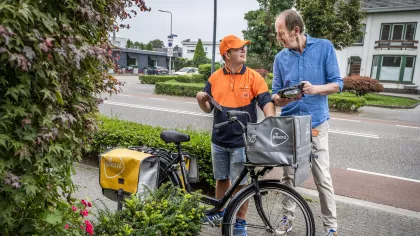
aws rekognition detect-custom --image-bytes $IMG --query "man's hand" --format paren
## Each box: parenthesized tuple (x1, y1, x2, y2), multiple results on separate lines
(301, 81, 319, 95)
(272, 93, 302, 107)
(196, 91, 212, 113)
(196, 91, 210, 103)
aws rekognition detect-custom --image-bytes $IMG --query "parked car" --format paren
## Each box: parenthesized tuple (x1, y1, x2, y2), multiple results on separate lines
(146, 66, 169, 75)
(174, 67, 199, 76)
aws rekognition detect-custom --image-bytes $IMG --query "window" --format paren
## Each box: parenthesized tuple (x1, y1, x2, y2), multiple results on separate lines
(371, 55, 416, 83)
(405, 23, 416, 40)
(403, 57, 415, 82)
(354, 24, 366, 45)
(380, 56, 401, 81)
(380, 23, 417, 40)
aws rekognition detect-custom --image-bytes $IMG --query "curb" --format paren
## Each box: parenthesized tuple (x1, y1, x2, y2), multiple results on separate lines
(296, 187, 420, 220)
(365, 102, 420, 109)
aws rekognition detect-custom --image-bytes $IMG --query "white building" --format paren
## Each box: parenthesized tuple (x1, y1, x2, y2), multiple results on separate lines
(335, 0, 420, 92)
(181, 40, 223, 63)
(109, 36, 128, 48)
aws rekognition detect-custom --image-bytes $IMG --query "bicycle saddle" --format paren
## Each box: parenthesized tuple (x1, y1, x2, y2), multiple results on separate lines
(160, 130, 190, 143)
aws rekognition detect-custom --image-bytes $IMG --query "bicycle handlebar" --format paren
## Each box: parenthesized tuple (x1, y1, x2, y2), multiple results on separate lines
(214, 116, 237, 129)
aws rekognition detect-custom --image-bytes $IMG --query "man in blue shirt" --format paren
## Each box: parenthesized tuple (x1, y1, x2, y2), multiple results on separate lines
(271, 9, 343, 236)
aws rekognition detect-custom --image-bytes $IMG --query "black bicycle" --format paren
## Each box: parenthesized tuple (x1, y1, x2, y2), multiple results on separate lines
(130, 111, 315, 236)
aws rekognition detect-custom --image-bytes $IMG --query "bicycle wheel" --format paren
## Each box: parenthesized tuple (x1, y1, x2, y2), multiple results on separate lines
(222, 182, 315, 236)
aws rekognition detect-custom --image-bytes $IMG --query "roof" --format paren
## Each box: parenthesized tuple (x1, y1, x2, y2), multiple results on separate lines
(181, 41, 220, 46)
(113, 48, 168, 57)
(362, 0, 420, 12)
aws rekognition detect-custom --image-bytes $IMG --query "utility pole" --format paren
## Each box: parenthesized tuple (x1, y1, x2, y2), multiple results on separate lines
(211, 0, 217, 74)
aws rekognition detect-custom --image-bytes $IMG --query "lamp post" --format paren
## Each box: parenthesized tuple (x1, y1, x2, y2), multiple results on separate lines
(211, 0, 217, 74)
(158, 10, 173, 75)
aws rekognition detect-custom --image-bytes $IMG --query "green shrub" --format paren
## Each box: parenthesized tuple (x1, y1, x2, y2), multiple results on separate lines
(198, 63, 221, 79)
(266, 73, 274, 80)
(329, 93, 366, 112)
(95, 183, 205, 235)
(265, 79, 273, 89)
(91, 116, 214, 186)
(140, 75, 205, 84)
(155, 81, 205, 97)
(0, 0, 139, 234)
(343, 75, 384, 96)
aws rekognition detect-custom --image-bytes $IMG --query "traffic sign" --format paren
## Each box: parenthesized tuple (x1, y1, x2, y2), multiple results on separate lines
(167, 48, 173, 57)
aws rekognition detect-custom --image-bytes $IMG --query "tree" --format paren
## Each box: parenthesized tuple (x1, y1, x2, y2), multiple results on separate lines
(149, 39, 164, 48)
(242, 0, 294, 71)
(145, 42, 153, 50)
(134, 41, 145, 49)
(127, 39, 134, 48)
(192, 39, 210, 67)
(296, 0, 366, 50)
(174, 57, 193, 71)
(0, 0, 150, 234)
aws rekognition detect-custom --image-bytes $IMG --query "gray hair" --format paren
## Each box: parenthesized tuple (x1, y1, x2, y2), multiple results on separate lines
(277, 9, 305, 34)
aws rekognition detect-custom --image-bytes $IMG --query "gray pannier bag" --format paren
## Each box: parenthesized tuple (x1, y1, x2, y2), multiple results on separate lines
(246, 115, 313, 187)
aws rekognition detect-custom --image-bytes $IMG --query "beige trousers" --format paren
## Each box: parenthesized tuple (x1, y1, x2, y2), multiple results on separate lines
(282, 121, 338, 231)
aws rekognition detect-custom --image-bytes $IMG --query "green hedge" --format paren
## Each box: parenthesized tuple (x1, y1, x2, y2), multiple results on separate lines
(155, 81, 205, 97)
(91, 116, 214, 186)
(328, 93, 366, 112)
(140, 74, 205, 84)
(198, 63, 221, 79)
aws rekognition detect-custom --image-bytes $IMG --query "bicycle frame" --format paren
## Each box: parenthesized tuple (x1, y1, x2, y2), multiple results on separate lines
(167, 113, 288, 232)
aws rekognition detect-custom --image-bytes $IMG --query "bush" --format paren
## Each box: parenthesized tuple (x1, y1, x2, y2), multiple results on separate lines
(155, 81, 205, 97)
(95, 183, 205, 235)
(140, 75, 205, 84)
(343, 75, 384, 96)
(329, 93, 366, 112)
(266, 73, 274, 80)
(0, 0, 138, 234)
(253, 68, 270, 78)
(198, 63, 221, 79)
(265, 79, 273, 90)
(91, 116, 214, 186)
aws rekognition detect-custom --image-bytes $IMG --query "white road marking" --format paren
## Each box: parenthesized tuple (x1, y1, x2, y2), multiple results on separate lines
(347, 168, 420, 183)
(117, 94, 133, 97)
(103, 101, 213, 117)
(331, 118, 361, 122)
(396, 125, 420, 130)
(149, 98, 166, 101)
(103, 101, 380, 139)
(328, 129, 379, 139)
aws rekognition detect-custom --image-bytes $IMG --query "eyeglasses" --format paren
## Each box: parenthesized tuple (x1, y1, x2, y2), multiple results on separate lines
(228, 46, 247, 53)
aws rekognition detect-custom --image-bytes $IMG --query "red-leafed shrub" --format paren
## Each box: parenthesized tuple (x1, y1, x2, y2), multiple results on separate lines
(253, 68, 270, 78)
(343, 75, 384, 96)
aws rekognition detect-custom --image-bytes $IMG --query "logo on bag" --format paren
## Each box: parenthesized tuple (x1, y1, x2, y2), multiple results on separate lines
(306, 124, 310, 142)
(104, 156, 125, 178)
(271, 128, 289, 146)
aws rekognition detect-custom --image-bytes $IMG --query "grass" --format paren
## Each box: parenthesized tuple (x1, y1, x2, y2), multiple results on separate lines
(329, 92, 419, 108)
(364, 94, 419, 107)
(332, 92, 419, 107)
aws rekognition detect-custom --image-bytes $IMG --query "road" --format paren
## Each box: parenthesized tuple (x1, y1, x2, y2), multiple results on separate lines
(99, 76, 420, 211)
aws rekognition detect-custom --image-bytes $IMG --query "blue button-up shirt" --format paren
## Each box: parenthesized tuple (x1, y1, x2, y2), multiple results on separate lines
(272, 34, 343, 128)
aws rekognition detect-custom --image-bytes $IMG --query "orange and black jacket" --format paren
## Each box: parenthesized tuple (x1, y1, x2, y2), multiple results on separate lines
(204, 65, 272, 148)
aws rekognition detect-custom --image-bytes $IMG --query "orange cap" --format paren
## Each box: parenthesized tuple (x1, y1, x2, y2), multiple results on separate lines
(219, 35, 251, 55)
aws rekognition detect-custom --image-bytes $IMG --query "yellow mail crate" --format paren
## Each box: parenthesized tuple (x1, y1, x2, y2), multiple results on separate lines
(99, 148, 160, 201)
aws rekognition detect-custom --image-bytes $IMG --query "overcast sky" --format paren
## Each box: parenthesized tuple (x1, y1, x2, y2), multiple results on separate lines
(114, 0, 261, 47)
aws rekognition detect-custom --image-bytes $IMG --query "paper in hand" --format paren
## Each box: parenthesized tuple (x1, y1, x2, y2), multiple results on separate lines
(208, 95, 223, 111)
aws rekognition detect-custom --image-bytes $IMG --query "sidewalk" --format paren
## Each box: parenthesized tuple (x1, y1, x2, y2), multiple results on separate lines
(73, 163, 420, 235)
